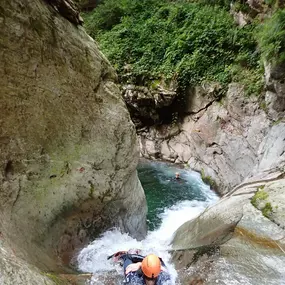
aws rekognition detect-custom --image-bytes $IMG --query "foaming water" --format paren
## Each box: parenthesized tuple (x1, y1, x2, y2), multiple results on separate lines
(77, 200, 214, 284)
(77, 161, 219, 284)
(137, 160, 219, 230)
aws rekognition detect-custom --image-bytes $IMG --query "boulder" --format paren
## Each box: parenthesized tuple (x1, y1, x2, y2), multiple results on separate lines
(171, 177, 285, 284)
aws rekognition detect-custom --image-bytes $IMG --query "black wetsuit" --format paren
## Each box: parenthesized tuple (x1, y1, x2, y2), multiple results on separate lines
(169, 177, 186, 183)
(121, 254, 171, 285)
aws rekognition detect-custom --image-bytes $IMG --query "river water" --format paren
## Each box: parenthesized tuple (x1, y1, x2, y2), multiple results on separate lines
(77, 160, 218, 284)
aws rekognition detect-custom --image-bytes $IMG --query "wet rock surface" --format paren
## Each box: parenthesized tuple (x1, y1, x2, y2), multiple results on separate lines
(171, 178, 285, 284)
(0, 0, 146, 283)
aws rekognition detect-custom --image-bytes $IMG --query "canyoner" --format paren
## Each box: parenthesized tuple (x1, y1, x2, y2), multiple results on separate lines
(108, 249, 171, 285)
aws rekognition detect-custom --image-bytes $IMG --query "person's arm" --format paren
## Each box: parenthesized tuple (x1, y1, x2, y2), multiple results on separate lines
(121, 254, 143, 274)
(125, 262, 142, 274)
(123, 259, 144, 284)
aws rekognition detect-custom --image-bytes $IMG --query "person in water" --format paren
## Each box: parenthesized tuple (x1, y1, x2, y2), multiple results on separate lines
(167, 172, 186, 183)
(121, 253, 171, 284)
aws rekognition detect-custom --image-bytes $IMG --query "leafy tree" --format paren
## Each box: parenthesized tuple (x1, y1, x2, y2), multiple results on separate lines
(258, 9, 285, 63)
(84, 0, 262, 95)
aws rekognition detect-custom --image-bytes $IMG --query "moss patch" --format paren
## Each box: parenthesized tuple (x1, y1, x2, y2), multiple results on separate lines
(200, 168, 218, 191)
(259, 100, 267, 112)
(44, 273, 70, 285)
(262, 202, 273, 218)
(251, 188, 274, 219)
(272, 118, 284, 126)
(88, 181, 95, 198)
(251, 188, 268, 207)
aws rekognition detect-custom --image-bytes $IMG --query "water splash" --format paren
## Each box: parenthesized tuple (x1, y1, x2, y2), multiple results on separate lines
(77, 200, 217, 283)
(77, 162, 219, 284)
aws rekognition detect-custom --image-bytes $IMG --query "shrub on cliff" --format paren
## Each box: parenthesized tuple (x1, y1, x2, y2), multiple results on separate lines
(84, 0, 261, 95)
(258, 9, 285, 63)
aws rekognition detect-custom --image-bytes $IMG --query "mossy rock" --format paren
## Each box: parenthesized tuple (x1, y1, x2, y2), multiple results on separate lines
(44, 273, 70, 285)
(200, 168, 218, 191)
(251, 189, 274, 219)
(251, 188, 268, 207)
(262, 202, 273, 218)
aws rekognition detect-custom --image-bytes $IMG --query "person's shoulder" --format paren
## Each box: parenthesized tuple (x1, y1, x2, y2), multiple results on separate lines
(125, 271, 144, 284)
(157, 270, 171, 283)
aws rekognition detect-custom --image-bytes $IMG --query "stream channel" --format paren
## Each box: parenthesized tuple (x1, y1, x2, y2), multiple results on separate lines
(76, 160, 218, 284)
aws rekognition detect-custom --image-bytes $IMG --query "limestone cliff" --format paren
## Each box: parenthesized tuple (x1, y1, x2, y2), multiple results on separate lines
(139, 73, 285, 195)
(139, 83, 272, 194)
(0, 0, 147, 283)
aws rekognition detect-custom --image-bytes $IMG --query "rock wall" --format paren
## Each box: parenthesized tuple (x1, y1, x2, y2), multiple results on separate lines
(122, 82, 177, 128)
(139, 83, 274, 194)
(171, 125, 285, 283)
(0, 0, 147, 282)
(157, 61, 285, 284)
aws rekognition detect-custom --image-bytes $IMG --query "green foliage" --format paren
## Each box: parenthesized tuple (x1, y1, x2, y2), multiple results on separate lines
(258, 9, 285, 63)
(251, 189, 274, 218)
(82, 0, 122, 32)
(44, 273, 69, 285)
(264, 0, 277, 6)
(83, 0, 261, 93)
(251, 189, 268, 207)
(200, 168, 218, 190)
(262, 202, 273, 218)
(229, 63, 264, 96)
(187, 0, 232, 9)
(231, 1, 251, 13)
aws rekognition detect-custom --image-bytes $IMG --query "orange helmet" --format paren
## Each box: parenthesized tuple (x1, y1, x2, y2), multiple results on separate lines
(141, 254, 161, 279)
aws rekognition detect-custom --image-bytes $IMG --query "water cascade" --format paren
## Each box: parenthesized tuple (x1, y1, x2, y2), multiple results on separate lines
(77, 160, 219, 284)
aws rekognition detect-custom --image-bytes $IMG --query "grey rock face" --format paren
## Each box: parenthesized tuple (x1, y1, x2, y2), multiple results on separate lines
(0, 0, 147, 282)
(170, 111, 285, 284)
(47, 0, 84, 24)
(253, 123, 285, 175)
(0, 241, 54, 285)
(122, 83, 177, 127)
(140, 83, 270, 194)
(264, 62, 285, 121)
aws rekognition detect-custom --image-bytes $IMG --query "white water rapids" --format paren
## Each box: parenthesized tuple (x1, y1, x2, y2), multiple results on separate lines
(77, 168, 219, 284)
